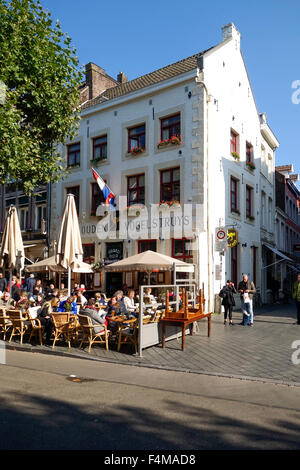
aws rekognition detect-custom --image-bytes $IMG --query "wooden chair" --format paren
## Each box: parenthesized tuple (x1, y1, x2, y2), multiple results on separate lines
(117, 324, 139, 354)
(78, 314, 109, 353)
(0, 313, 12, 341)
(7, 309, 31, 344)
(51, 313, 74, 349)
(27, 313, 43, 345)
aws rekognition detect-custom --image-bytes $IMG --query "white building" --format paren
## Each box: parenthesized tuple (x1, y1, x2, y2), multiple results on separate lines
(51, 23, 279, 308)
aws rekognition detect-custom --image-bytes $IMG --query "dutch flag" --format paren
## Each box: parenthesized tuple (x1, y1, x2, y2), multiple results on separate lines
(92, 167, 115, 208)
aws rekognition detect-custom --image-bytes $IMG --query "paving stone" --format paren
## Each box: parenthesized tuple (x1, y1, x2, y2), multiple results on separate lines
(5, 303, 300, 384)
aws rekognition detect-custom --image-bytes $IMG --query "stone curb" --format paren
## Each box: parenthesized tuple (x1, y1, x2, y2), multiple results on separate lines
(5, 342, 300, 389)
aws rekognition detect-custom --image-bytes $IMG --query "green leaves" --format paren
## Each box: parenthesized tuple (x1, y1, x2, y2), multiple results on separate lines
(0, 0, 83, 193)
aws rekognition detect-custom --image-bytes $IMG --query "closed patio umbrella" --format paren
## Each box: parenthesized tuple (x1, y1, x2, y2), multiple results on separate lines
(56, 194, 84, 295)
(0, 206, 25, 294)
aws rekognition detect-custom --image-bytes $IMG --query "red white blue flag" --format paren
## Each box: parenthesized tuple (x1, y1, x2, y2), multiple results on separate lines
(91, 167, 115, 208)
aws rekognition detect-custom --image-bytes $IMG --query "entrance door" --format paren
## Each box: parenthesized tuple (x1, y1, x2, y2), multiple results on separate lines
(106, 272, 123, 296)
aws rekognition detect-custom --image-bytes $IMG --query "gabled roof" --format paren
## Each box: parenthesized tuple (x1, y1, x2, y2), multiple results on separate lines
(81, 47, 214, 110)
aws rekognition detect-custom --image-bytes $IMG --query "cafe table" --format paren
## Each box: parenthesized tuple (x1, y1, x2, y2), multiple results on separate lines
(160, 312, 212, 351)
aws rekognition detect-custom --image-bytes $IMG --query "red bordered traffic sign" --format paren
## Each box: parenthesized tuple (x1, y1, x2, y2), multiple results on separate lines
(217, 230, 226, 240)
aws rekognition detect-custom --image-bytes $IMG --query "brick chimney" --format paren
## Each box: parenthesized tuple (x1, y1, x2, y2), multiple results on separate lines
(222, 23, 241, 49)
(85, 62, 118, 100)
(117, 71, 128, 84)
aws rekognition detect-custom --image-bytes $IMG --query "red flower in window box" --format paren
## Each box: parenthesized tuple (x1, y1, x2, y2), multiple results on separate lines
(157, 135, 182, 148)
(130, 146, 145, 156)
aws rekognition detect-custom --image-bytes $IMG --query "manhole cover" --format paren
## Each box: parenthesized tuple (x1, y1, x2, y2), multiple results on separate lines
(66, 375, 96, 383)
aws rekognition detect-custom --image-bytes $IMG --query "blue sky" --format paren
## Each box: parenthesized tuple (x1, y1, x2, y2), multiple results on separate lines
(42, 0, 300, 183)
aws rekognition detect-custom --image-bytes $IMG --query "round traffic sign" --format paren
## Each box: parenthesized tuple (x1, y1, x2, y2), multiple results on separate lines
(217, 230, 226, 240)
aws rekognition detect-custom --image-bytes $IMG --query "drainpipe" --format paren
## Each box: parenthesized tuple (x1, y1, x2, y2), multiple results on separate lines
(196, 79, 212, 312)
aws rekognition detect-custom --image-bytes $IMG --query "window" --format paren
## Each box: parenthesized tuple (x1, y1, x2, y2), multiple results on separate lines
(127, 174, 145, 206)
(128, 124, 145, 152)
(252, 246, 257, 286)
(19, 207, 28, 231)
(246, 185, 253, 218)
(246, 142, 253, 163)
(92, 135, 107, 161)
(138, 240, 157, 253)
(91, 182, 105, 215)
(160, 167, 180, 202)
(67, 143, 80, 167)
(83, 244, 95, 263)
(261, 191, 266, 227)
(66, 186, 80, 214)
(231, 245, 238, 287)
(230, 177, 239, 212)
(35, 205, 47, 231)
(230, 130, 239, 154)
(160, 114, 180, 140)
(172, 238, 193, 263)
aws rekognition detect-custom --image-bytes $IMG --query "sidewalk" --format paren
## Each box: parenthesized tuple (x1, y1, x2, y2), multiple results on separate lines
(5, 303, 300, 385)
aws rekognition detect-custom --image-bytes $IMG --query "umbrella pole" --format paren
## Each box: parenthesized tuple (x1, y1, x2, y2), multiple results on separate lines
(68, 266, 71, 296)
(9, 270, 12, 296)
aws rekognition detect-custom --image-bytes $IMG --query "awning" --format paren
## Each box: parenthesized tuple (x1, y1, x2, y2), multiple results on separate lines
(263, 243, 293, 262)
(288, 264, 300, 273)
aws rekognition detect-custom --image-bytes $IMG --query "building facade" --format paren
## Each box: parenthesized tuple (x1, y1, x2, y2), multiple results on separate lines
(274, 165, 300, 296)
(50, 23, 280, 306)
(0, 183, 51, 272)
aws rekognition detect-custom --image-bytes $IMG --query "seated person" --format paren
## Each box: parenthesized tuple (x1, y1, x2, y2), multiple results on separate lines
(57, 296, 78, 314)
(144, 287, 156, 304)
(113, 290, 129, 316)
(123, 290, 137, 315)
(15, 291, 30, 311)
(0, 291, 15, 309)
(81, 298, 106, 333)
(34, 293, 44, 307)
(76, 290, 88, 307)
(38, 297, 58, 344)
(94, 292, 106, 306)
(105, 296, 122, 317)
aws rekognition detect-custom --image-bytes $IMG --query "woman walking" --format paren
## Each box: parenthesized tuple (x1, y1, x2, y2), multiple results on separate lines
(219, 280, 237, 325)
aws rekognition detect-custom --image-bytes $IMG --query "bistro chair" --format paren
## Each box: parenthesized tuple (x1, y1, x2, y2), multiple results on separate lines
(117, 324, 139, 354)
(0, 313, 12, 341)
(7, 309, 31, 344)
(51, 313, 74, 349)
(78, 314, 109, 353)
(27, 312, 43, 346)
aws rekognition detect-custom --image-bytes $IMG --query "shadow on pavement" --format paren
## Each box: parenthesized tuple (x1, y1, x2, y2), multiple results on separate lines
(0, 391, 300, 450)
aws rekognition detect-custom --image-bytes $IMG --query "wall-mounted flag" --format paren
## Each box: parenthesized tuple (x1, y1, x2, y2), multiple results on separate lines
(91, 167, 115, 209)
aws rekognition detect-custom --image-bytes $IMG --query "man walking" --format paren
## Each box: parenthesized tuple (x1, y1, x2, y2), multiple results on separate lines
(238, 273, 256, 326)
(292, 274, 300, 325)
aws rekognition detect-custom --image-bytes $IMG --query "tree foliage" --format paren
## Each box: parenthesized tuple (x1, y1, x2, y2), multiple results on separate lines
(0, 0, 83, 193)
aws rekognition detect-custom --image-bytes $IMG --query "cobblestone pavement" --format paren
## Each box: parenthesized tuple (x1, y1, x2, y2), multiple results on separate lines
(5, 303, 300, 384)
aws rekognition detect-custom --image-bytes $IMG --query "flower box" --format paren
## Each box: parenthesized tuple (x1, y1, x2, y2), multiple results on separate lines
(159, 200, 181, 209)
(90, 157, 107, 164)
(231, 208, 240, 215)
(157, 135, 182, 149)
(246, 215, 255, 221)
(130, 146, 145, 156)
(246, 161, 256, 170)
(231, 151, 240, 161)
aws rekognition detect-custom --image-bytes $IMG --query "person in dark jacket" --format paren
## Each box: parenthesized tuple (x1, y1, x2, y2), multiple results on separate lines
(219, 280, 237, 325)
(25, 274, 36, 295)
(0, 273, 7, 293)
